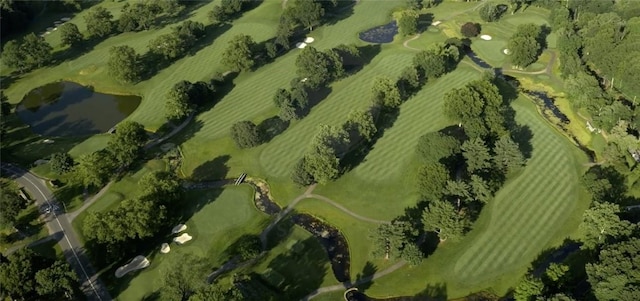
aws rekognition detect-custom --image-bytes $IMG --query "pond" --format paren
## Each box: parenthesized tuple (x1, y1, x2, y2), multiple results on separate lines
(359, 21, 398, 43)
(16, 81, 141, 137)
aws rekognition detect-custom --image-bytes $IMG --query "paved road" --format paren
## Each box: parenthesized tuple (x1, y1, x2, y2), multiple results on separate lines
(1, 163, 112, 301)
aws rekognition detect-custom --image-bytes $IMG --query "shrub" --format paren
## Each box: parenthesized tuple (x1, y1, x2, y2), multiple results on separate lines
(230, 121, 262, 148)
(50, 152, 75, 174)
(460, 22, 480, 37)
(291, 158, 314, 186)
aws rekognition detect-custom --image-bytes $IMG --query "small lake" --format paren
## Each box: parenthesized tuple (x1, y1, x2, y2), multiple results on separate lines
(359, 21, 398, 44)
(16, 81, 141, 137)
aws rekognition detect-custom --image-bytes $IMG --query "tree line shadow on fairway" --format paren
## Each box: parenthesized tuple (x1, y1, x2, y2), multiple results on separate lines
(253, 44, 382, 145)
(349, 282, 448, 301)
(45, 1, 212, 73)
(139, 22, 233, 82)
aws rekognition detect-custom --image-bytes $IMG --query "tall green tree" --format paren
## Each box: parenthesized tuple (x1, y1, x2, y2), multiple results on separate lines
(0, 189, 25, 226)
(22, 33, 52, 66)
(1, 40, 25, 70)
(461, 138, 492, 173)
(0, 249, 41, 299)
(73, 149, 117, 188)
(417, 162, 450, 200)
(160, 254, 207, 300)
(221, 34, 257, 72)
(295, 46, 343, 88)
(290, 0, 324, 31)
(107, 45, 142, 83)
(371, 76, 402, 108)
(416, 131, 461, 163)
(398, 10, 419, 36)
(107, 121, 147, 167)
(479, 3, 502, 22)
(35, 260, 78, 299)
(84, 6, 113, 38)
(508, 23, 542, 68)
(586, 238, 640, 301)
(344, 109, 377, 142)
(49, 152, 75, 174)
(493, 135, 526, 174)
(230, 120, 262, 148)
(422, 199, 468, 242)
(579, 202, 635, 249)
(59, 22, 83, 47)
(513, 275, 544, 301)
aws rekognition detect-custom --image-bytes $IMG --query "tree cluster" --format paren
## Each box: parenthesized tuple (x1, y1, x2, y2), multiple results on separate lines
(117, 1, 163, 32)
(164, 80, 215, 121)
(417, 76, 527, 242)
(508, 23, 543, 68)
(83, 171, 182, 252)
(108, 45, 144, 83)
(549, 0, 640, 189)
(275, 0, 346, 48)
(0, 249, 78, 300)
(479, 3, 505, 22)
(221, 34, 258, 72)
(370, 219, 423, 265)
(208, 0, 253, 24)
(398, 10, 419, 36)
(460, 22, 480, 38)
(291, 41, 462, 186)
(148, 20, 206, 62)
(0, 179, 26, 227)
(1, 33, 52, 72)
(70, 121, 147, 188)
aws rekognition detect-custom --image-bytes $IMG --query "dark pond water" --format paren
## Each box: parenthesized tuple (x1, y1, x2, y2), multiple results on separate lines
(16, 81, 141, 137)
(526, 91, 569, 123)
(466, 50, 493, 69)
(292, 213, 351, 283)
(359, 21, 398, 43)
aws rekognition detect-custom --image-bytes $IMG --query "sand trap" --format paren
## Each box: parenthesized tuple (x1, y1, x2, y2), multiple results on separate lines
(503, 48, 511, 55)
(115, 255, 149, 278)
(54, 21, 63, 25)
(432, 21, 442, 26)
(46, 27, 54, 31)
(480, 35, 492, 41)
(53, 27, 58, 31)
(304, 37, 315, 43)
(160, 243, 170, 254)
(300, 77, 308, 83)
(45, 31, 50, 35)
(173, 233, 192, 245)
(172, 224, 187, 234)
(61, 17, 71, 21)
(296, 42, 307, 49)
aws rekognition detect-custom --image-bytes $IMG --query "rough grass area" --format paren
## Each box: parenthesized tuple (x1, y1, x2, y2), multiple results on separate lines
(113, 186, 270, 300)
(363, 96, 590, 299)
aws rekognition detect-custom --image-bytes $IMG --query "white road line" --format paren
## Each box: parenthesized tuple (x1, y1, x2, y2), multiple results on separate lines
(2, 166, 103, 301)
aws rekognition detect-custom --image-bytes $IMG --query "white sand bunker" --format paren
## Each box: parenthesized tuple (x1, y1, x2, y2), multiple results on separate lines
(173, 233, 193, 245)
(160, 243, 171, 254)
(480, 35, 492, 41)
(296, 42, 307, 49)
(172, 224, 187, 234)
(503, 48, 511, 55)
(46, 27, 54, 31)
(304, 37, 315, 43)
(115, 255, 149, 278)
(61, 17, 71, 21)
(432, 21, 442, 26)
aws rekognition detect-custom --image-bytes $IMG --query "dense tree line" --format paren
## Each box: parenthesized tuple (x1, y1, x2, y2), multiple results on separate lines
(164, 79, 215, 121)
(0, 249, 78, 300)
(418, 75, 526, 242)
(275, 0, 351, 49)
(292, 41, 463, 186)
(64, 121, 147, 189)
(0, 178, 25, 227)
(508, 23, 544, 68)
(2, 33, 52, 72)
(208, 0, 254, 24)
(539, 0, 640, 193)
(82, 171, 183, 257)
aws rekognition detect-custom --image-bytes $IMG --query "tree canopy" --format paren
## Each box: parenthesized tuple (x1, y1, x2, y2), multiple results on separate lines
(108, 45, 143, 83)
(49, 152, 75, 174)
(59, 22, 83, 46)
(508, 23, 543, 68)
(586, 238, 640, 301)
(422, 199, 469, 242)
(221, 34, 257, 72)
(84, 6, 113, 38)
(107, 121, 147, 167)
(230, 120, 263, 148)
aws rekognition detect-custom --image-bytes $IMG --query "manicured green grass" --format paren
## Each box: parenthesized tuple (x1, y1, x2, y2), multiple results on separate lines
(363, 96, 590, 299)
(114, 185, 270, 300)
(313, 65, 481, 220)
(295, 199, 397, 279)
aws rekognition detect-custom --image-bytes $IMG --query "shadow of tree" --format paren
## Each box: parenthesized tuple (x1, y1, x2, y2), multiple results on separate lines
(190, 155, 230, 181)
(257, 116, 289, 143)
(510, 124, 534, 159)
(354, 261, 378, 292)
(417, 13, 434, 33)
(264, 237, 329, 299)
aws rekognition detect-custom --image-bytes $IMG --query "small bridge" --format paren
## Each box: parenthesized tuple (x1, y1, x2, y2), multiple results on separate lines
(234, 173, 247, 186)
